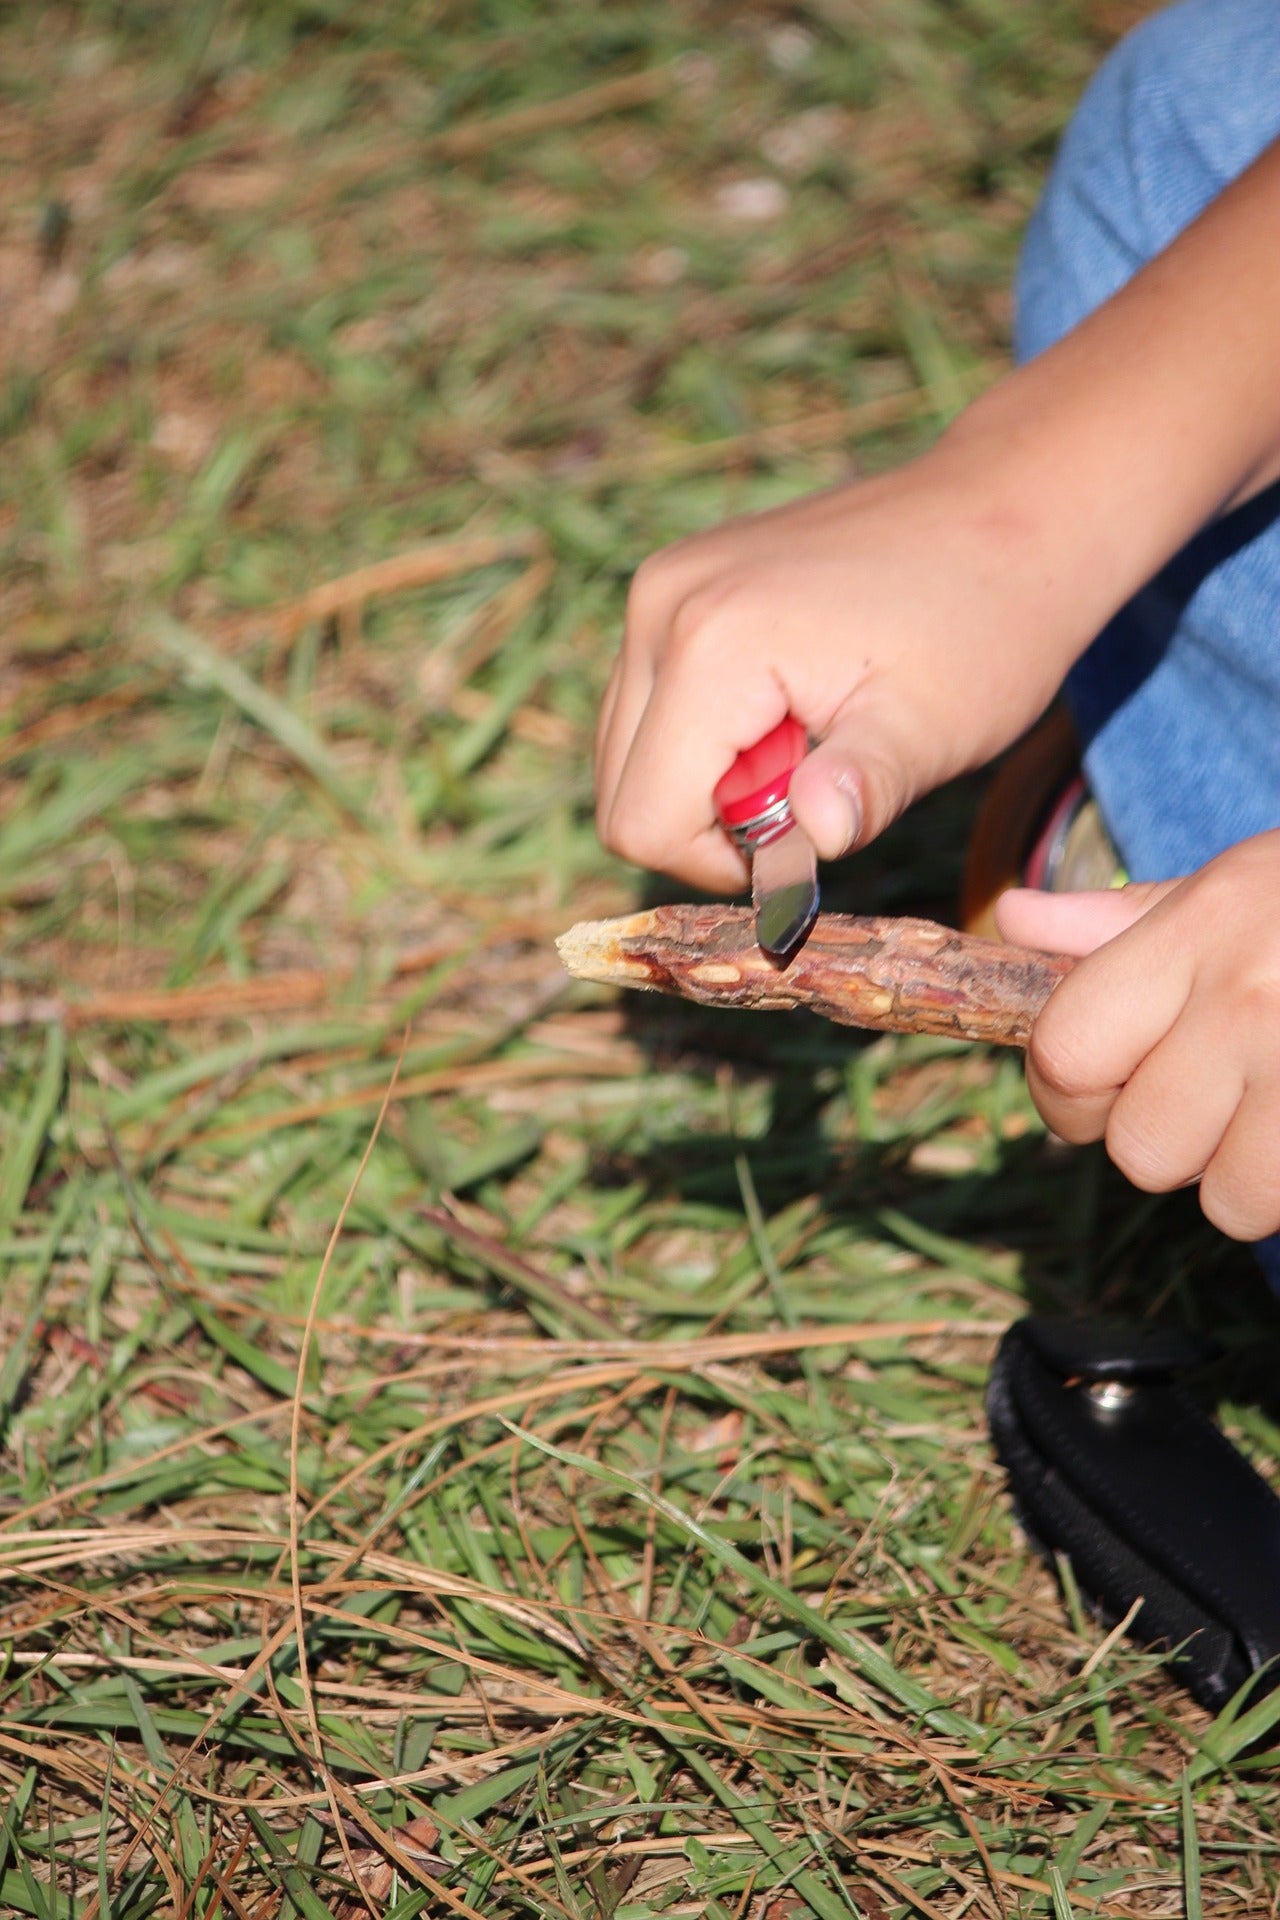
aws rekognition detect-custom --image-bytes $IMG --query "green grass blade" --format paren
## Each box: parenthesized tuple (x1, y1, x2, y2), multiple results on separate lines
(1181, 1770, 1203, 1920)
(148, 614, 372, 824)
(0, 1026, 64, 1239)
(1049, 1865, 1077, 1920)
(0, 1175, 80, 1438)
(505, 1420, 981, 1741)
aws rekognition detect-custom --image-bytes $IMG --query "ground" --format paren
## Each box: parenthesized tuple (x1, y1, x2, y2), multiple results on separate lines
(1, 2, 1279, 1916)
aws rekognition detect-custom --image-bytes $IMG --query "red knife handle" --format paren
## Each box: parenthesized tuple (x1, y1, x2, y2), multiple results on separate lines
(713, 716, 807, 842)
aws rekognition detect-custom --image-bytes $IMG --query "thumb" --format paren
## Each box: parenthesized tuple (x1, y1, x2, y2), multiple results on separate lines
(787, 714, 914, 862)
(995, 878, 1182, 957)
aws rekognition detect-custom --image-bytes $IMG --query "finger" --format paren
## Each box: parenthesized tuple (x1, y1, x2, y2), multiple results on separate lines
(1199, 1074, 1280, 1241)
(996, 880, 1178, 957)
(1024, 891, 1198, 1134)
(602, 597, 790, 887)
(1024, 1049, 1117, 1145)
(593, 655, 624, 786)
(1103, 1008, 1245, 1193)
(787, 736, 864, 862)
(594, 546, 698, 841)
(593, 627, 653, 844)
(606, 682, 766, 891)
(787, 697, 921, 862)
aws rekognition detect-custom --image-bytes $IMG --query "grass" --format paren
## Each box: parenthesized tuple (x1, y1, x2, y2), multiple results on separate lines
(1, 1, 1279, 1915)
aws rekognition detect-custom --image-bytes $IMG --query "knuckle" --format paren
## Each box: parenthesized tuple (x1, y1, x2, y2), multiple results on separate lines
(1025, 1072, 1104, 1146)
(1188, 844, 1280, 933)
(664, 578, 740, 666)
(1198, 1170, 1255, 1241)
(1027, 1013, 1095, 1103)
(626, 551, 669, 616)
(1103, 1107, 1168, 1193)
(1199, 1163, 1280, 1243)
(1043, 1105, 1104, 1148)
(595, 794, 622, 855)
(598, 799, 658, 869)
(626, 545, 710, 632)
(1184, 856, 1234, 911)
(1232, 961, 1280, 1027)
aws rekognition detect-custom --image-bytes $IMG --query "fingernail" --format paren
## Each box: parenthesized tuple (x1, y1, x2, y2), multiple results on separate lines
(831, 768, 862, 855)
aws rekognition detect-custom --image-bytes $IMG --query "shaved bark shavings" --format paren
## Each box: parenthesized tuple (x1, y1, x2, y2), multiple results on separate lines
(557, 905, 1073, 1048)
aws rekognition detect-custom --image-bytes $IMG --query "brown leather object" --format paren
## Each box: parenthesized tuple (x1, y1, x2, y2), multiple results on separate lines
(960, 707, 1082, 940)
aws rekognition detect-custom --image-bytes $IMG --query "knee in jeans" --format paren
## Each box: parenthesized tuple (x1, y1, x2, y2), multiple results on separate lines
(1107, 0, 1280, 199)
(1015, 0, 1280, 359)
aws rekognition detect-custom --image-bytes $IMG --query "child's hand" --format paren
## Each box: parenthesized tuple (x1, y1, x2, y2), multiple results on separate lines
(595, 138, 1280, 898)
(997, 830, 1280, 1241)
(594, 447, 1079, 894)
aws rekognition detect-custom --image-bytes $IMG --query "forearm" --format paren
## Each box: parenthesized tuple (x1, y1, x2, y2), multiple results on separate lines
(935, 132, 1280, 685)
(595, 138, 1280, 888)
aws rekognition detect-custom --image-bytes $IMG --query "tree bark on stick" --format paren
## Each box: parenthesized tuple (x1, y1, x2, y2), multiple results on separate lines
(557, 906, 1072, 1049)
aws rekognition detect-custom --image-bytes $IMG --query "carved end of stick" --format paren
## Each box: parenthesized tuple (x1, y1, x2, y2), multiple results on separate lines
(557, 905, 1073, 1049)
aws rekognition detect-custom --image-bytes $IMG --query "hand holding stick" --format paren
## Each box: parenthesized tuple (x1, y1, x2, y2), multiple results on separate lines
(557, 906, 1072, 1048)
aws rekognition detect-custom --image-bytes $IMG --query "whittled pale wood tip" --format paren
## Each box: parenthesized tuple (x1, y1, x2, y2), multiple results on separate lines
(557, 905, 1072, 1049)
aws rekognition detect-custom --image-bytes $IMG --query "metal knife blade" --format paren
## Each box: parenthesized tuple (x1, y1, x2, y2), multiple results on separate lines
(751, 818, 819, 963)
(712, 716, 820, 967)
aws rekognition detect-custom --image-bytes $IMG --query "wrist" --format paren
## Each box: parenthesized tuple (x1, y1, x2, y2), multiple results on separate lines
(908, 412, 1107, 701)
(928, 133, 1280, 700)
(949, 136, 1280, 631)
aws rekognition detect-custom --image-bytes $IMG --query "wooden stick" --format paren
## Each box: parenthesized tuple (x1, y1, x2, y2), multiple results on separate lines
(557, 905, 1072, 1049)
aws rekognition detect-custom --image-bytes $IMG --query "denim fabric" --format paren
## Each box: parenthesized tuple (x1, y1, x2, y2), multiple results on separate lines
(1014, 0, 1280, 1289)
(1016, 0, 1280, 884)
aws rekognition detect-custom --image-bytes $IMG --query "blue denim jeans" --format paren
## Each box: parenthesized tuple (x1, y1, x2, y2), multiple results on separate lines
(1014, 0, 1280, 1288)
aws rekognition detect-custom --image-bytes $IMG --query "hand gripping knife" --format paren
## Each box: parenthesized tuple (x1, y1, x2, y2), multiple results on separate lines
(713, 717, 819, 965)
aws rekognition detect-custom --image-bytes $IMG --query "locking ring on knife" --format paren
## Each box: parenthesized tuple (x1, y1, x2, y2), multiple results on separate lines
(721, 795, 796, 854)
